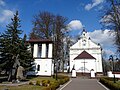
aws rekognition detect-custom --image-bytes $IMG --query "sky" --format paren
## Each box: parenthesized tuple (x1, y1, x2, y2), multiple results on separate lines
(0, 0, 117, 58)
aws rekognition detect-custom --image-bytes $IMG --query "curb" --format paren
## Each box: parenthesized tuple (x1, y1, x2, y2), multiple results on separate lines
(57, 79, 72, 90)
(97, 81, 110, 90)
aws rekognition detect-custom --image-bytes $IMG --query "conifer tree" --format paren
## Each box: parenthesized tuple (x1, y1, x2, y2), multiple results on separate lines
(0, 11, 33, 81)
(19, 34, 33, 70)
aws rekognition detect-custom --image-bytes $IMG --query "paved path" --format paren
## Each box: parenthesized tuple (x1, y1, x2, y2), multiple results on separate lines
(58, 78, 109, 90)
(0, 81, 29, 86)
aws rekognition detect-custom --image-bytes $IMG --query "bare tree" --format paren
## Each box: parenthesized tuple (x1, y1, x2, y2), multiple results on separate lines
(101, 0, 120, 54)
(30, 11, 54, 39)
(29, 11, 68, 72)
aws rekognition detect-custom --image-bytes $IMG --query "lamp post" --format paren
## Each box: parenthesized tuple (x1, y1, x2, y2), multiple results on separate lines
(55, 60, 60, 80)
(52, 28, 58, 80)
(55, 61, 58, 80)
(109, 55, 118, 83)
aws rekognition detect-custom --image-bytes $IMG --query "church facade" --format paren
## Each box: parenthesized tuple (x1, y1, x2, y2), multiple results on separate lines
(69, 30, 103, 75)
(27, 39, 54, 76)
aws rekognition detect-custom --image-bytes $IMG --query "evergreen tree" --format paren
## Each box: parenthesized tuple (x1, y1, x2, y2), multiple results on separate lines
(0, 11, 33, 81)
(19, 34, 33, 70)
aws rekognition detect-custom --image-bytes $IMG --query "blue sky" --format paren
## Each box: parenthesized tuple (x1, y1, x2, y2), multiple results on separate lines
(0, 0, 103, 34)
(0, 0, 117, 57)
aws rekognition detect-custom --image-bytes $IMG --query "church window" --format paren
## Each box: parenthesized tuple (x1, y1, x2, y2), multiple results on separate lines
(31, 44, 34, 58)
(83, 43, 86, 46)
(46, 44, 49, 57)
(38, 44, 42, 57)
(37, 65, 40, 71)
(82, 40, 86, 46)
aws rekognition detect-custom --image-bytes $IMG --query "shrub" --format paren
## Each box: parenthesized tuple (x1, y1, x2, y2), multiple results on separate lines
(57, 75, 70, 85)
(46, 80, 50, 84)
(99, 77, 120, 90)
(101, 77, 119, 81)
(58, 79, 65, 85)
(36, 80, 40, 86)
(42, 80, 46, 86)
(53, 81, 60, 88)
(49, 85, 56, 90)
(41, 80, 51, 87)
(50, 81, 60, 89)
(29, 81, 34, 85)
(42, 81, 59, 90)
(29, 75, 70, 90)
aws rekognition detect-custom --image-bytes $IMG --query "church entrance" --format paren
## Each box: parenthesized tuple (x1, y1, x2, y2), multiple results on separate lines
(73, 51, 96, 78)
(69, 29, 103, 77)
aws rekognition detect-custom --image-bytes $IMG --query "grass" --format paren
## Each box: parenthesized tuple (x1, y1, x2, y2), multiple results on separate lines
(29, 76, 56, 81)
(0, 82, 43, 90)
(0, 85, 43, 90)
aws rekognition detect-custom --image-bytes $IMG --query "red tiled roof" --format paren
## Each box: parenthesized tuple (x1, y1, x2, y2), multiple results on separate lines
(27, 39, 53, 43)
(74, 51, 96, 60)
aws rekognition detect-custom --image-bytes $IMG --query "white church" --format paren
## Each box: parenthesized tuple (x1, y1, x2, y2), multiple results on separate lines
(70, 29, 103, 75)
(26, 29, 103, 76)
(27, 39, 54, 76)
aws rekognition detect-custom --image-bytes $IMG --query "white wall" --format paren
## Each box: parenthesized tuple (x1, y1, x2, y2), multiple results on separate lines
(69, 31, 103, 73)
(33, 44, 38, 58)
(74, 59, 96, 73)
(29, 42, 53, 76)
(35, 59, 53, 76)
(107, 71, 120, 78)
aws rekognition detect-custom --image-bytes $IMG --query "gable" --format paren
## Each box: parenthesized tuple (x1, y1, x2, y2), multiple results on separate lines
(70, 31, 101, 50)
(74, 51, 96, 60)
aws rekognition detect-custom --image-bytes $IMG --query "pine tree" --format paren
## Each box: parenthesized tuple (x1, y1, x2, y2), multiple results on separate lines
(0, 11, 22, 81)
(19, 34, 33, 71)
(0, 11, 33, 81)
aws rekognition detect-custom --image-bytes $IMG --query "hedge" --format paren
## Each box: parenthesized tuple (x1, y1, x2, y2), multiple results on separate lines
(42, 75, 70, 90)
(99, 77, 120, 90)
(29, 75, 70, 90)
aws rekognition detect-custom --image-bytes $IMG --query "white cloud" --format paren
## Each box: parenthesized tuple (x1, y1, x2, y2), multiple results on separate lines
(88, 29, 116, 55)
(103, 49, 115, 56)
(99, 15, 114, 26)
(0, 1, 14, 26)
(0, 0, 5, 6)
(88, 29, 115, 47)
(85, 0, 104, 11)
(67, 20, 83, 30)
(100, 15, 112, 22)
(0, 10, 14, 23)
